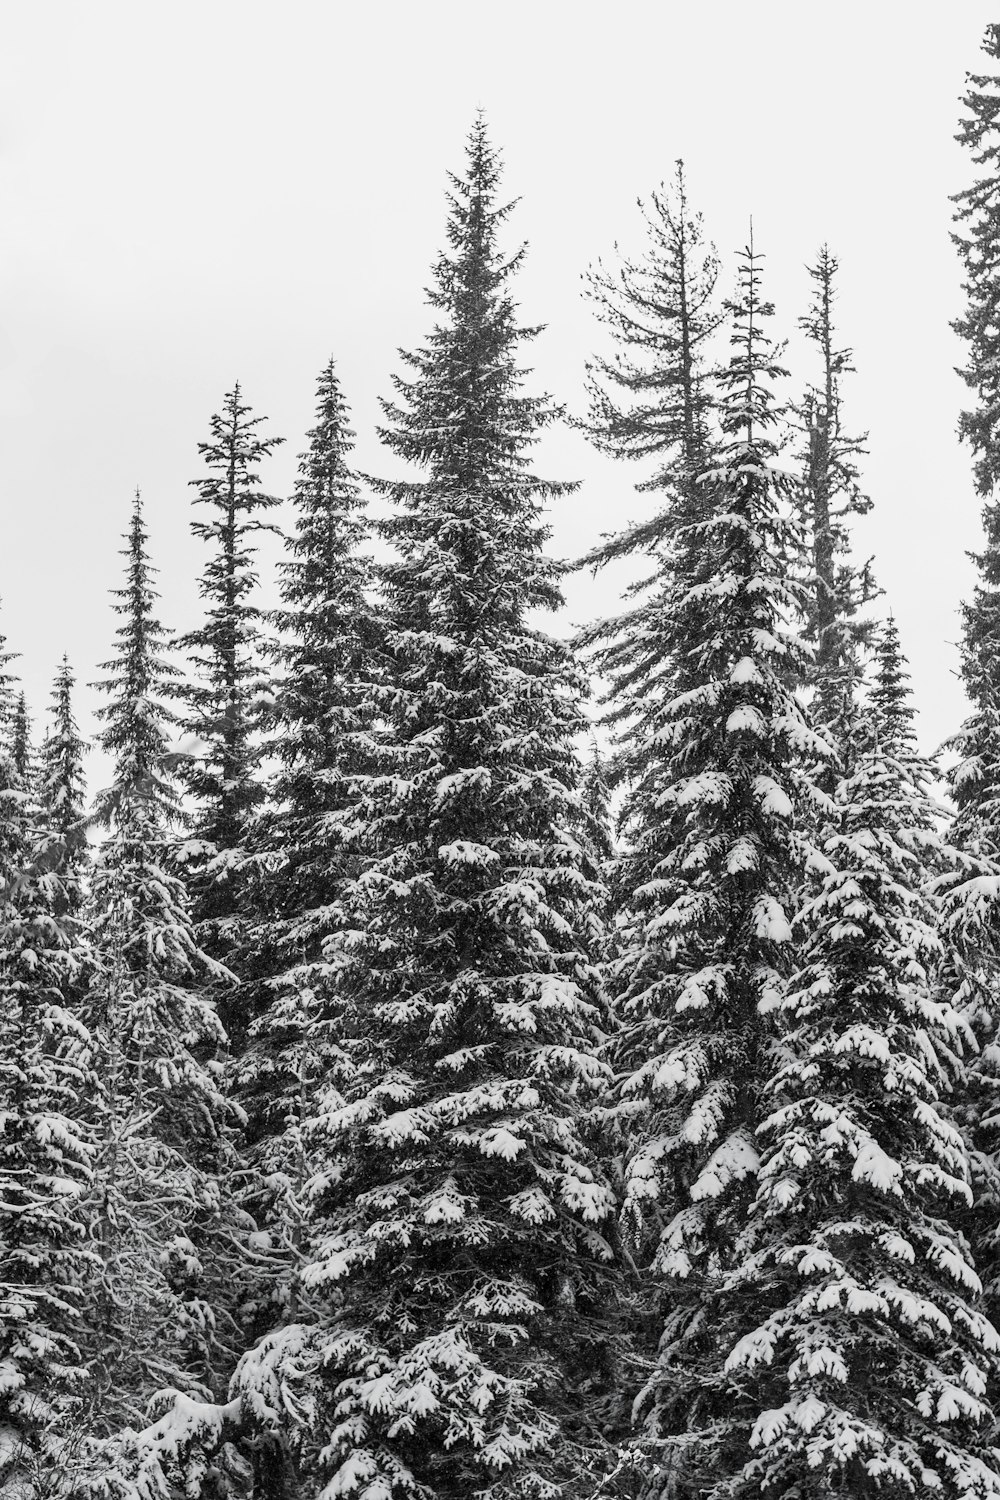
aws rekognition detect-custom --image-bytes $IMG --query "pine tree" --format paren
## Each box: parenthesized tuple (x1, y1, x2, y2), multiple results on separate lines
(603, 235, 829, 1463)
(675, 623, 1000, 1500)
(578, 167, 721, 931)
(944, 17, 1000, 1356)
(232, 119, 618, 1500)
(83, 492, 244, 1435)
(40, 656, 90, 914)
(233, 359, 379, 1369)
(951, 23, 1000, 864)
(581, 735, 615, 868)
(792, 247, 877, 730)
(0, 617, 96, 1491)
(176, 384, 283, 1044)
(12, 689, 33, 787)
(582, 160, 719, 496)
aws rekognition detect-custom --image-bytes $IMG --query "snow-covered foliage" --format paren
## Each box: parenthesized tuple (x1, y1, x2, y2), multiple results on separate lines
(246, 119, 620, 1499)
(585, 236, 842, 1485)
(232, 361, 380, 1428)
(40, 655, 90, 907)
(663, 625, 1000, 1499)
(174, 385, 284, 1044)
(83, 493, 248, 1437)
(0, 620, 97, 1493)
(790, 246, 878, 733)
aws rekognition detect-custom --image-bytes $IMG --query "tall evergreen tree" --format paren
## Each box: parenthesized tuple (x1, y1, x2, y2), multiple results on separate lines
(176, 384, 283, 1041)
(40, 656, 90, 912)
(11, 689, 33, 787)
(951, 22, 1000, 863)
(578, 167, 720, 921)
(671, 624, 1000, 1500)
(944, 17, 1000, 1356)
(601, 236, 829, 1466)
(83, 493, 244, 1436)
(232, 119, 618, 1499)
(0, 618, 96, 1492)
(792, 246, 877, 730)
(582, 160, 718, 495)
(232, 359, 380, 1416)
(236, 358, 376, 1152)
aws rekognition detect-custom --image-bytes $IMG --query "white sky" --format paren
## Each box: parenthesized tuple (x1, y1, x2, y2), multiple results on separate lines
(0, 2, 994, 793)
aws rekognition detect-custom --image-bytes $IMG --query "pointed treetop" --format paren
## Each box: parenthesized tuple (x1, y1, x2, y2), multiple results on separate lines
(870, 615, 917, 757)
(719, 223, 788, 452)
(581, 157, 720, 486)
(93, 489, 181, 824)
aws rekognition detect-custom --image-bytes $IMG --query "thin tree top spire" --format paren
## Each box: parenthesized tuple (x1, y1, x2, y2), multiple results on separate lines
(93, 488, 180, 820)
(720, 222, 788, 452)
(954, 24, 1000, 495)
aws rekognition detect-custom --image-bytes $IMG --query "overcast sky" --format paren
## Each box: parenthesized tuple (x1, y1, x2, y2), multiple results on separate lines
(0, 2, 995, 792)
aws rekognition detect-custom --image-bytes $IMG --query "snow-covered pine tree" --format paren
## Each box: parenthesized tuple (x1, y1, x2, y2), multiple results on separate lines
(578, 163, 722, 919)
(581, 735, 615, 868)
(11, 689, 33, 788)
(40, 656, 90, 915)
(682, 620, 1000, 1500)
(602, 234, 829, 1466)
(0, 616, 97, 1492)
(951, 22, 1000, 863)
(792, 246, 877, 731)
(942, 17, 1000, 1352)
(233, 360, 379, 1370)
(232, 119, 618, 1499)
(175, 384, 283, 1049)
(83, 492, 245, 1437)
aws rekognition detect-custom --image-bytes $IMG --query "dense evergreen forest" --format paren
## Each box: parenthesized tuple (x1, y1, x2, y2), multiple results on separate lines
(9, 21, 1000, 1500)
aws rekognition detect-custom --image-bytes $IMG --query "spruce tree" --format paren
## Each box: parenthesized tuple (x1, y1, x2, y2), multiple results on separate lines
(12, 689, 33, 787)
(679, 623, 1000, 1500)
(944, 16, 1000, 1348)
(176, 384, 283, 1044)
(792, 246, 877, 730)
(40, 656, 90, 913)
(0, 619, 96, 1491)
(233, 119, 618, 1499)
(603, 236, 828, 1462)
(233, 358, 379, 1365)
(578, 166, 721, 943)
(582, 159, 718, 493)
(951, 22, 1000, 863)
(84, 492, 244, 1435)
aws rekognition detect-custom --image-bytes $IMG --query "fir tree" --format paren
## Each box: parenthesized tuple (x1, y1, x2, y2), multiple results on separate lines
(40, 656, 90, 912)
(581, 735, 615, 868)
(175, 384, 283, 1041)
(83, 492, 244, 1434)
(582, 160, 719, 496)
(0, 618, 96, 1491)
(792, 247, 877, 730)
(577, 167, 722, 1085)
(673, 624, 1000, 1500)
(233, 119, 618, 1500)
(951, 23, 1000, 864)
(12, 690, 33, 787)
(603, 235, 828, 1462)
(945, 17, 1000, 1354)
(233, 358, 379, 1376)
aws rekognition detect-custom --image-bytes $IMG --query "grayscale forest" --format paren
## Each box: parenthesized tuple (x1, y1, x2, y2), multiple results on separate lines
(6, 19, 1000, 1500)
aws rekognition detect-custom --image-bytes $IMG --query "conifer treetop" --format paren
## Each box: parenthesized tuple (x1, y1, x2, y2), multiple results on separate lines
(582, 158, 720, 479)
(719, 225, 789, 453)
(259, 118, 618, 1500)
(954, 22, 1000, 497)
(93, 490, 181, 828)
